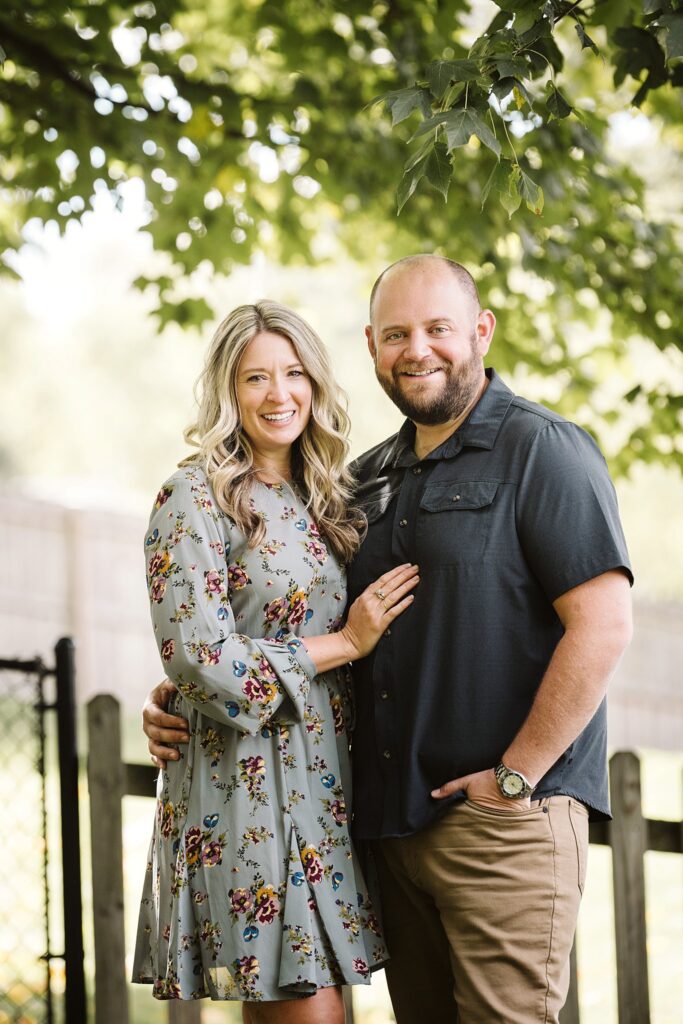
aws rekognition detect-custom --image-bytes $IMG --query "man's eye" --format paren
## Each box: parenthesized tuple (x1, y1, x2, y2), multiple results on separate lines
(431, 326, 448, 334)
(385, 332, 403, 342)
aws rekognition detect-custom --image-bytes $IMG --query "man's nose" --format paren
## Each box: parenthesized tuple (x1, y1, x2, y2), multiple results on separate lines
(402, 331, 433, 360)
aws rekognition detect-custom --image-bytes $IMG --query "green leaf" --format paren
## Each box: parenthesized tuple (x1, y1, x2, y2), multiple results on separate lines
(518, 168, 544, 214)
(574, 22, 600, 55)
(546, 83, 572, 118)
(155, 296, 214, 331)
(424, 142, 451, 201)
(659, 13, 683, 61)
(396, 153, 429, 213)
(427, 59, 482, 99)
(0, 44, 6, 66)
(443, 109, 501, 157)
(500, 166, 522, 217)
(481, 159, 513, 208)
(492, 76, 533, 108)
(643, 1, 664, 15)
(382, 87, 432, 126)
(489, 55, 529, 79)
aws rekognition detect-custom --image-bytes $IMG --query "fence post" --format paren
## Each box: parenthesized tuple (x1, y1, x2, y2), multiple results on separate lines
(168, 1004, 202, 1023)
(55, 636, 87, 1024)
(87, 695, 129, 1024)
(609, 751, 650, 1024)
(559, 939, 580, 1024)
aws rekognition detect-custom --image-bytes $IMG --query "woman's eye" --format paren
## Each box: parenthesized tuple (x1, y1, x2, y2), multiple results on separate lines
(288, 369, 304, 377)
(247, 374, 266, 383)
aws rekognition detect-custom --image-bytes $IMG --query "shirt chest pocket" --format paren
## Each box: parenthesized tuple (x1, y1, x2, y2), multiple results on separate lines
(416, 480, 500, 565)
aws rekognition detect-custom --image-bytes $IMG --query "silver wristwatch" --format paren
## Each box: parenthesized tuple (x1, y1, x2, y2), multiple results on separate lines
(494, 761, 533, 799)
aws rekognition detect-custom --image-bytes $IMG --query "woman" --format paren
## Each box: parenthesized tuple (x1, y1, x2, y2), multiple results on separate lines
(132, 301, 418, 1022)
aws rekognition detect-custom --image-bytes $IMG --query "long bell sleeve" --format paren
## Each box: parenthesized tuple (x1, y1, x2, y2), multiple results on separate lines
(144, 472, 318, 736)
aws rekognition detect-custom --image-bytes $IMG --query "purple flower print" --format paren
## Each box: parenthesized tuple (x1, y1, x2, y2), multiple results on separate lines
(160, 638, 175, 662)
(229, 889, 253, 915)
(287, 591, 308, 626)
(227, 563, 250, 591)
(330, 799, 347, 825)
(305, 539, 328, 565)
(204, 569, 223, 595)
(264, 596, 288, 623)
(201, 841, 222, 867)
(233, 954, 259, 977)
(301, 846, 324, 884)
(243, 677, 277, 704)
(254, 885, 280, 924)
(185, 826, 202, 866)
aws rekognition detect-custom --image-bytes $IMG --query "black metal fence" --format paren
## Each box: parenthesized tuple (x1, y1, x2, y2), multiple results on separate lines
(0, 638, 86, 1024)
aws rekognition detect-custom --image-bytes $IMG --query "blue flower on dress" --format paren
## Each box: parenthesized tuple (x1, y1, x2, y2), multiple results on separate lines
(217, 605, 229, 620)
(232, 660, 247, 676)
(291, 871, 305, 887)
(304, 609, 314, 623)
(243, 925, 259, 941)
(203, 813, 219, 829)
(146, 528, 159, 546)
(321, 774, 335, 788)
(225, 701, 239, 717)
(332, 872, 344, 891)
(295, 519, 307, 531)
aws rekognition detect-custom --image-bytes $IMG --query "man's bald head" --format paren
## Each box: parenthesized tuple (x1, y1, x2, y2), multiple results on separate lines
(369, 254, 481, 325)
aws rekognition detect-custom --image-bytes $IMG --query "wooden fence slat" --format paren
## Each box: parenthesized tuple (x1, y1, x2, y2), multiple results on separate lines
(88, 694, 130, 1024)
(559, 939, 580, 1024)
(609, 751, 650, 1024)
(168, 1002, 202, 1023)
(342, 985, 355, 1023)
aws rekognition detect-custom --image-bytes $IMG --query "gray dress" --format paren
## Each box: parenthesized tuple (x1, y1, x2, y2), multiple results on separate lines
(132, 466, 388, 1001)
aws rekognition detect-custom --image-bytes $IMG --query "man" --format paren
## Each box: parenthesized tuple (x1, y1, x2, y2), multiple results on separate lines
(144, 255, 633, 1023)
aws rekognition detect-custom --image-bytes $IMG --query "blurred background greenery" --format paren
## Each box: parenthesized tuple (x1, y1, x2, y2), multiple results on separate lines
(1, 1, 682, 1022)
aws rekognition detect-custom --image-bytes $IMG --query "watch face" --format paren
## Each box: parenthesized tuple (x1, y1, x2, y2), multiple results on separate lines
(502, 772, 524, 796)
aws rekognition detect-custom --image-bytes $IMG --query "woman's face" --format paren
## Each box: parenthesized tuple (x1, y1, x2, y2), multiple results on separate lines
(235, 331, 313, 460)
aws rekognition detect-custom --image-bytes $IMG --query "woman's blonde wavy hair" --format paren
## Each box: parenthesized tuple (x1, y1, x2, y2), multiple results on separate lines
(180, 300, 365, 563)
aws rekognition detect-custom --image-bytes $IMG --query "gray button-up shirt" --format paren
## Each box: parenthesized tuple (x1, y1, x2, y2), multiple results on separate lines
(348, 369, 633, 839)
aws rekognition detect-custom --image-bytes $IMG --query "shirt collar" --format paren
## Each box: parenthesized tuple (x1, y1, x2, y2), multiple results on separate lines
(390, 368, 515, 468)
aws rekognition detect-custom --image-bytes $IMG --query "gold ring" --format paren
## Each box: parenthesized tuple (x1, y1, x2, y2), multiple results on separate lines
(374, 589, 386, 601)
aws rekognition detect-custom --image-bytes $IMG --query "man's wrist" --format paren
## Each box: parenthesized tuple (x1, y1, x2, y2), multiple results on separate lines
(494, 761, 534, 799)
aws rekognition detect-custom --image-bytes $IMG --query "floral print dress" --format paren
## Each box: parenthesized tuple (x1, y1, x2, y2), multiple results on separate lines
(132, 466, 388, 1001)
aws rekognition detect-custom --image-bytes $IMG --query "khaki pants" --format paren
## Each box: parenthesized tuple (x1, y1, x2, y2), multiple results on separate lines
(373, 796, 588, 1024)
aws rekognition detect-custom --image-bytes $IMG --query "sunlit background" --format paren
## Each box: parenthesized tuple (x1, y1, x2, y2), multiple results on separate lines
(1, 1, 682, 1021)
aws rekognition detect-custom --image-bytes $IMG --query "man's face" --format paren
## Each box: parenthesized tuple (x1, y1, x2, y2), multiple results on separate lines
(366, 264, 495, 426)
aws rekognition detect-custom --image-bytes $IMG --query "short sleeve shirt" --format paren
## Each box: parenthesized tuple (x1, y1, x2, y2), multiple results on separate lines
(347, 369, 633, 839)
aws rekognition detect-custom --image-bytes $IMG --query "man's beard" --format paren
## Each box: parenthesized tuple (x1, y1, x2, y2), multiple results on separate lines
(374, 333, 482, 426)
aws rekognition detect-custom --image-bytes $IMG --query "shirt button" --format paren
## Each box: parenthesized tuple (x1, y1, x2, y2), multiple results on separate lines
(383, 749, 392, 759)
(399, 518, 408, 527)
(380, 690, 389, 700)
(413, 466, 422, 475)
(384, 628, 391, 637)
(452, 494, 461, 502)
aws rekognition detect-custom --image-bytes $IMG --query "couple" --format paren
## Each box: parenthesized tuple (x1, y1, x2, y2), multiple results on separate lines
(134, 254, 633, 1024)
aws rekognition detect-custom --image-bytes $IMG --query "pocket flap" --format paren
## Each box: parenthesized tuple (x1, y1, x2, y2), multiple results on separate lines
(420, 480, 499, 512)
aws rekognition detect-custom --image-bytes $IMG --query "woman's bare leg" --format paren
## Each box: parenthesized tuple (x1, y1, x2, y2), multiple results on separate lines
(242, 986, 345, 1024)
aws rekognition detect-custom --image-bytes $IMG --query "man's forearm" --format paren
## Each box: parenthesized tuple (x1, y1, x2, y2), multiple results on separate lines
(503, 620, 631, 788)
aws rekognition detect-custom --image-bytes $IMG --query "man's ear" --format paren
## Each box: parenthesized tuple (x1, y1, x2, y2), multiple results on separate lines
(476, 309, 496, 358)
(365, 324, 376, 360)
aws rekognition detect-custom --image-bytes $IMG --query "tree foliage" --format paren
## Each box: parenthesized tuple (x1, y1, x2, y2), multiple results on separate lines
(1, 0, 681, 472)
